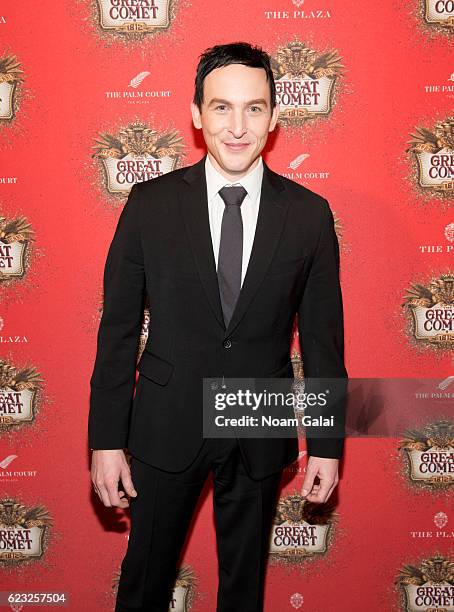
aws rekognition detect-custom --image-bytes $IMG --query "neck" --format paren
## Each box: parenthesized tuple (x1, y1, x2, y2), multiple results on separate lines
(207, 152, 260, 182)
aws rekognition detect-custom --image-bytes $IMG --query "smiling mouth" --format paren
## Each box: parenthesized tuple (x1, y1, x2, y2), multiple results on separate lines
(224, 143, 250, 150)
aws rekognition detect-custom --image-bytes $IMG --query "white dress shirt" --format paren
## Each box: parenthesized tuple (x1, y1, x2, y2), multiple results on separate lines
(205, 154, 264, 287)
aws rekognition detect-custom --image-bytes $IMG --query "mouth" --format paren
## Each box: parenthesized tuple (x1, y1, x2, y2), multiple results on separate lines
(223, 143, 250, 151)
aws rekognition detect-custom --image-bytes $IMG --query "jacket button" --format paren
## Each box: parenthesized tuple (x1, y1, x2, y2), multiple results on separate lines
(223, 339, 232, 349)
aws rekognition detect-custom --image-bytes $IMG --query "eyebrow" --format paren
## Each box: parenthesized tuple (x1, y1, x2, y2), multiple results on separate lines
(208, 98, 268, 107)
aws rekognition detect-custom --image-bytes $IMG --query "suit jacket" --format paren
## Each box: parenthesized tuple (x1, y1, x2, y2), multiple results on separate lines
(88, 154, 348, 480)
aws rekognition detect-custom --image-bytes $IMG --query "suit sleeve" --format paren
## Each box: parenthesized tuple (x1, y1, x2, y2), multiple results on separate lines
(88, 183, 146, 450)
(297, 197, 348, 459)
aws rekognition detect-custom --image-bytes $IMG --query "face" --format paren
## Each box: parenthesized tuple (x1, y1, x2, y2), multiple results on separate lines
(190, 63, 280, 181)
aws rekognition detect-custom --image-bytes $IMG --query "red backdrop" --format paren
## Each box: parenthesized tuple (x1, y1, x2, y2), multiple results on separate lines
(1, 1, 453, 611)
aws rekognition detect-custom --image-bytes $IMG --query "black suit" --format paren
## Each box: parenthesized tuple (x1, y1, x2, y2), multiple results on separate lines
(89, 154, 347, 471)
(88, 154, 347, 610)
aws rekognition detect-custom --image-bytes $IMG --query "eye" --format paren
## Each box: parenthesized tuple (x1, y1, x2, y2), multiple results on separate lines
(215, 105, 227, 111)
(250, 106, 262, 112)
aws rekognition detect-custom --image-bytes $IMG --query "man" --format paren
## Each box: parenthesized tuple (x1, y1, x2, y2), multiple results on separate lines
(89, 42, 348, 612)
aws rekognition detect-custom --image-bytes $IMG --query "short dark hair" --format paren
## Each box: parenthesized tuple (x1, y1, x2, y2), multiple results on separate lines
(193, 42, 276, 111)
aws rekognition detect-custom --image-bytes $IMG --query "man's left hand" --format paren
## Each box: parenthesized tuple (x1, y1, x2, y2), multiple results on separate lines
(301, 456, 339, 503)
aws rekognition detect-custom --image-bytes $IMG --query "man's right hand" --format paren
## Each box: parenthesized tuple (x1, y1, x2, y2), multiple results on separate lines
(91, 449, 138, 508)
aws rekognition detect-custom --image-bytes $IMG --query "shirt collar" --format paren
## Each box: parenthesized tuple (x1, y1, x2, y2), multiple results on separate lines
(205, 153, 264, 203)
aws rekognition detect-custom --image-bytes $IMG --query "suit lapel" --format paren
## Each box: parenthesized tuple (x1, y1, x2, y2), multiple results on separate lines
(178, 155, 225, 330)
(178, 154, 290, 337)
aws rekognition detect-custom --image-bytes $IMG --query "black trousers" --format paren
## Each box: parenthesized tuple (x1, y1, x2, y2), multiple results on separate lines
(115, 437, 283, 612)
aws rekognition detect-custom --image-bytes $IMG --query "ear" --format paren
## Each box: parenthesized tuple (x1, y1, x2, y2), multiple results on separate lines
(190, 101, 202, 129)
(268, 102, 280, 132)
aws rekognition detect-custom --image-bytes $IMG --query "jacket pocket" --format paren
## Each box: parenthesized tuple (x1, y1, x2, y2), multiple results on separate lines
(137, 349, 174, 386)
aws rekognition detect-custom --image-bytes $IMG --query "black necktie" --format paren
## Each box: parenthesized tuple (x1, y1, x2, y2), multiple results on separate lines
(217, 185, 248, 328)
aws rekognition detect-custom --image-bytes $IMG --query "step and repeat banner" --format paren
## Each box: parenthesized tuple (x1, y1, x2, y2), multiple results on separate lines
(0, 1, 453, 611)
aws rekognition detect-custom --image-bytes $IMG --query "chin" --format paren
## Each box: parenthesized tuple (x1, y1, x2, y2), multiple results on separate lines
(220, 154, 252, 169)
(223, 157, 248, 167)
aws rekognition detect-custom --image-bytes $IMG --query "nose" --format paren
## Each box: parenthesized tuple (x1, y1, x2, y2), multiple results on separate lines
(228, 109, 247, 138)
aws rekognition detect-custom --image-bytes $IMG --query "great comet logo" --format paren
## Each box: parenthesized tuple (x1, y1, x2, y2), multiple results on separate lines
(269, 490, 337, 566)
(407, 116, 454, 199)
(270, 40, 343, 128)
(396, 553, 454, 612)
(0, 213, 34, 286)
(0, 358, 43, 434)
(421, 0, 454, 30)
(0, 54, 24, 124)
(399, 420, 454, 490)
(0, 496, 52, 566)
(402, 273, 454, 351)
(92, 120, 185, 199)
(94, 0, 177, 39)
